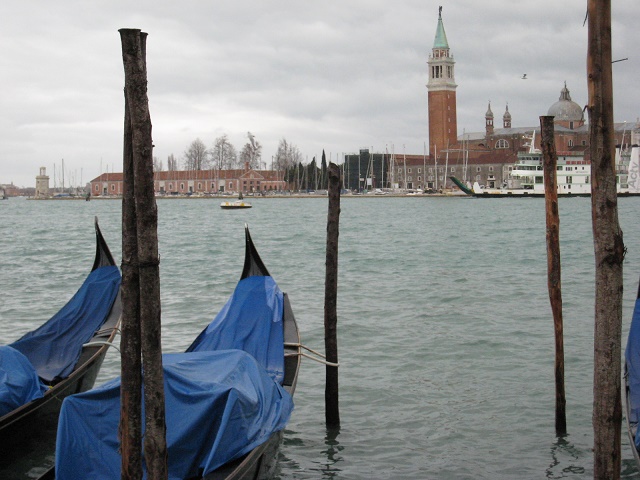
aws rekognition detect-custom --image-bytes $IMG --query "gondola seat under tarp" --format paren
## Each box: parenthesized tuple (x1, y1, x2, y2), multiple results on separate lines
(55, 274, 293, 480)
(187, 275, 285, 382)
(0, 265, 121, 416)
(0, 346, 48, 417)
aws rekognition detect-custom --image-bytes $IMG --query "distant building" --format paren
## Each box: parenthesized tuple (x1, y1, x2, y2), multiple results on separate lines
(344, 150, 433, 192)
(425, 8, 638, 190)
(344, 9, 638, 193)
(89, 164, 288, 196)
(0, 183, 19, 197)
(35, 167, 50, 197)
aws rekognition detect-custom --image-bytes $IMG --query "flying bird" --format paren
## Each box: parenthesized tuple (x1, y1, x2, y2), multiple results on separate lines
(521, 74, 527, 79)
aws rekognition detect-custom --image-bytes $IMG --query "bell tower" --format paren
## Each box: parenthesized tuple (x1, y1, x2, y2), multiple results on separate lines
(427, 6, 457, 156)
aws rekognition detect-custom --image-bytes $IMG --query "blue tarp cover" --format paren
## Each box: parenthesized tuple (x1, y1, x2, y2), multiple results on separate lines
(187, 275, 285, 384)
(55, 350, 293, 480)
(9, 265, 121, 382)
(55, 274, 292, 479)
(0, 346, 48, 417)
(626, 297, 640, 448)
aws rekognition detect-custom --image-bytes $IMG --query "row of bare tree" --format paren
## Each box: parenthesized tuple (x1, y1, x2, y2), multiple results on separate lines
(152, 133, 305, 173)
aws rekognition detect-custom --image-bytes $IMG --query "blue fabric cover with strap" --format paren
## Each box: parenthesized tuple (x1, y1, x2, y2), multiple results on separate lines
(626, 297, 640, 449)
(187, 275, 285, 384)
(55, 351, 293, 479)
(10, 265, 121, 383)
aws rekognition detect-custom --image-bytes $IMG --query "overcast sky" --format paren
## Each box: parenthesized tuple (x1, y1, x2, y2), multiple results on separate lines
(1, 1, 637, 187)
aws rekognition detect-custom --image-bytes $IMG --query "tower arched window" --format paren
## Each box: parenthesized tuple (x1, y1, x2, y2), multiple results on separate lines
(495, 139, 509, 149)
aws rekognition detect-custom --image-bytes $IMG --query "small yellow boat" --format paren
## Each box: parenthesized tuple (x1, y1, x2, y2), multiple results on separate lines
(220, 194, 252, 209)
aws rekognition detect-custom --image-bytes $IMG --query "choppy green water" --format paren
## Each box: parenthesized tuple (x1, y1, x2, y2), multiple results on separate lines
(2, 195, 640, 479)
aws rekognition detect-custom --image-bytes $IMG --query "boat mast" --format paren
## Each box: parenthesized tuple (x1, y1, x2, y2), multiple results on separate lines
(381, 147, 385, 189)
(434, 144, 438, 191)
(442, 145, 449, 190)
(403, 145, 407, 191)
(443, 143, 449, 190)
(463, 131, 469, 183)
(366, 147, 373, 190)
(357, 151, 361, 192)
(389, 145, 395, 191)
(423, 142, 426, 190)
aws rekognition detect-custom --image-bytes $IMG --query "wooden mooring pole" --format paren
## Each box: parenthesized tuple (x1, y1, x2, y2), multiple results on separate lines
(120, 30, 143, 479)
(540, 115, 567, 436)
(325, 157, 341, 427)
(587, 1, 625, 479)
(119, 28, 168, 480)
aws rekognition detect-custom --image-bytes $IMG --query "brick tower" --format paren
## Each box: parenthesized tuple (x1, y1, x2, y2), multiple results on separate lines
(427, 7, 457, 156)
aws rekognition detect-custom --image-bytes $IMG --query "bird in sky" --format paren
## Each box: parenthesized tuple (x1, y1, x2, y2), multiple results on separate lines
(522, 74, 527, 79)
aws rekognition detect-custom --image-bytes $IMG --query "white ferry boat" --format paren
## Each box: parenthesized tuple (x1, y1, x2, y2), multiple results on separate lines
(468, 133, 640, 197)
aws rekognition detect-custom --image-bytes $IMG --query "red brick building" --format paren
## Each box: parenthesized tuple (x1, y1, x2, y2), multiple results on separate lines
(90, 165, 288, 197)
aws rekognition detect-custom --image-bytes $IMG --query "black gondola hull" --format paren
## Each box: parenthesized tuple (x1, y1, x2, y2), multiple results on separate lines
(0, 336, 117, 479)
(0, 219, 121, 480)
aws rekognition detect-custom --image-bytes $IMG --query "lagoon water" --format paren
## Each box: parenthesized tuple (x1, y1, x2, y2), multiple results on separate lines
(2, 195, 640, 479)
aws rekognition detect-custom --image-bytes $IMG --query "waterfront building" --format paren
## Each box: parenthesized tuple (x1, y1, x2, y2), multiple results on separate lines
(89, 164, 287, 197)
(343, 150, 433, 192)
(424, 8, 638, 190)
(1, 183, 20, 197)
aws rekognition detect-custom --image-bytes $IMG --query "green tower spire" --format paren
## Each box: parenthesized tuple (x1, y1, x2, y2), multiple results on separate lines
(433, 6, 449, 50)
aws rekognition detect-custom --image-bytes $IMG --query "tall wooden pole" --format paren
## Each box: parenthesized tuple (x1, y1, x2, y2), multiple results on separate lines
(540, 115, 567, 436)
(120, 28, 168, 479)
(324, 157, 341, 427)
(586, 2, 625, 479)
(120, 31, 143, 480)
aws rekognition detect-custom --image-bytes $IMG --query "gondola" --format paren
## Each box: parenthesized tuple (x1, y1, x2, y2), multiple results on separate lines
(0, 218, 122, 479)
(55, 226, 301, 480)
(203, 227, 301, 480)
(625, 278, 640, 470)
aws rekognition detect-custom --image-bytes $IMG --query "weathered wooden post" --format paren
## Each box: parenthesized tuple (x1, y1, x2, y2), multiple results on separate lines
(540, 115, 567, 436)
(120, 29, 144, 480)
(586, 1, 625, 478)
(119, 28, 168, 479)
(324, 156, 341, 427)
